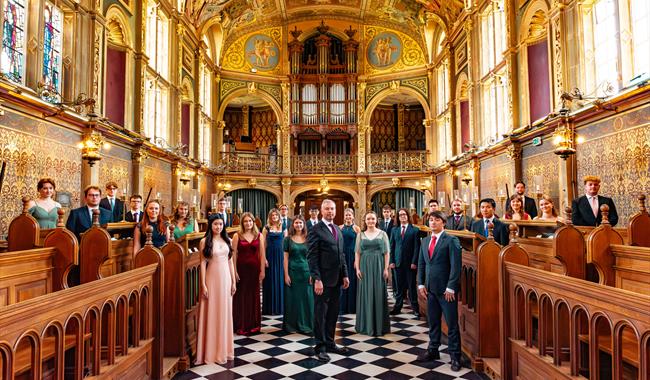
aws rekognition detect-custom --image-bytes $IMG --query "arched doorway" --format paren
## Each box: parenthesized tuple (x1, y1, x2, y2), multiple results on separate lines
(221, 94, 280, 155)
(293, 189, 355, 226)
(226, 188, 279, 223)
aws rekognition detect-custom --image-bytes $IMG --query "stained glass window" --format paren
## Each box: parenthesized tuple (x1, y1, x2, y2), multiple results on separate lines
(1, 0, 27, 83)
(43, 2, 63, 101)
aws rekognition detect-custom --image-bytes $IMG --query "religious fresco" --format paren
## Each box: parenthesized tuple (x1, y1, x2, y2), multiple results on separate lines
(363, 26, 425, 75)
(222, 27, 283, 75)
(367, 32, 402, 69)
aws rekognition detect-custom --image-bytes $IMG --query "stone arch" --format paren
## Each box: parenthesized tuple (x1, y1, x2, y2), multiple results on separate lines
(519, 1, 550, 44)
(217, 88, 282, 124)
(105, 5, 132, 48)
(180, 76, 194, 102)
(289, 185, 360, 206)
(367, 185, 425, 201)
(226, 186, 281, 205)
(363, 87, 431, 127)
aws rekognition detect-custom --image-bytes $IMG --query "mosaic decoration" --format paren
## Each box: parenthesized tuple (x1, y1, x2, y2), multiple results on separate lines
(98, 145, 132, 193)
(522, 140, 560, 208)
(1, 0, 27, 83)
(222, 27, 282, 76)
(363, 26, 425, 75)
(365, 82, 390, 104)
(576, 107, 650, 226)
(258, 83, 281, 106)
(479, 153, 515, 216)
(0, 112, 82, 237)
(144, 157, 172, 213)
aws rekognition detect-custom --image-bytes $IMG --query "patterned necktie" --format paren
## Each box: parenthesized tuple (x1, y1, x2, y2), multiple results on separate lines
(428, 235, 437, 259)
(329, 223, 338, 241)
(401, 225, 405, 238)
(484, 219, 489, 237)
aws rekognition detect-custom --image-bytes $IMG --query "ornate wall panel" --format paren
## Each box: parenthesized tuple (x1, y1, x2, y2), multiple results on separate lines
(576, 106, 650, 226)
(365, 77, 428, 106)
(370, 106, 395, 153)
(144, 157, 172, 212)
(223, 108, 244, 142)
(522, 139, 560, 209)
(436, 171, 451, 201)
(251, 108, 277, 148)
(222, 27, 283, 76)
(363, 26, 426, 75)
(98, 144, 132, 191)
(479, 153, 515, 216)
(0, 111, 82, 236)
(403, 107, 425, 150)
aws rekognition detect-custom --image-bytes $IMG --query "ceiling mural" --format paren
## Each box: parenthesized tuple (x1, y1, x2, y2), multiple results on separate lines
(222, 27, 283, 75)
(364, 26, 426, 75)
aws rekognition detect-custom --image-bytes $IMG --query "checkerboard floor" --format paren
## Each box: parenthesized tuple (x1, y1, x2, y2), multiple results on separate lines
(173, 294, 487, 380)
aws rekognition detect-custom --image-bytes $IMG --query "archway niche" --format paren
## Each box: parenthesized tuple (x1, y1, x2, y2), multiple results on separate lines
(293, 189, 356, 226)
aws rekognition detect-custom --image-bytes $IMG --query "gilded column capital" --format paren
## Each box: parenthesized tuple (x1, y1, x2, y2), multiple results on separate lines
(506, 145, 522, 160)
(217, 120, 226, 129)
(177, 24, 186, 36)
(423, 119, 434, 128)
(356, 177, 367, 186)
(281, 177, 292, 187)
(131, 147, 150, 163)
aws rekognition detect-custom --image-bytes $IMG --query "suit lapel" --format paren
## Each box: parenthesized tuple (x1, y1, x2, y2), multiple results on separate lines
(580, 196, 596, 224)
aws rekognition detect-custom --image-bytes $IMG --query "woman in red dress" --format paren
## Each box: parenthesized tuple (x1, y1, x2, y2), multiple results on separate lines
(231, 212, 266, 335)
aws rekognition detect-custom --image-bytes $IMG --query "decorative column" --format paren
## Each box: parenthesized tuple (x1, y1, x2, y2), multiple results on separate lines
(241, 105, 250, 138)
(131, 145, 148, 197)
(192, 49, 201, 158)
(281, 178, 292, 215)
(504, 0, 519, 131)
(215, 120, 225, 164)
(507, 144, 523, 181)
(423, 119, 435, 165)
(356, 177, 368, 225)
(357, 125, 370, 173)
(446, 43, 458, 156)
(175, 23, 186, 147)
(397, 104, 405, 151)
(465, 15, 478, 147)
(133, 0, 147, 135)
(549, 0, 568, 110)
(281, 81, 292, 174)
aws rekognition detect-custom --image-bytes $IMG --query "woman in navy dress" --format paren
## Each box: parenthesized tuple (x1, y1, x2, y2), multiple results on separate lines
(262, 208, 287, 315)
(340, 208, 360, 314)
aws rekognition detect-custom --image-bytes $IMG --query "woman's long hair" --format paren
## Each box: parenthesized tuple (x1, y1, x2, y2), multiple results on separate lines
(288, 215, 307, 238)
(142, 200, 167, 235)
(203, 214, 232, 259)
(238, 212, 259, 236)
(172, 201, 191, 225)
(540, 195, 558, 217)
(361, 211, 378, 232)
(505, 194, 524, 219)
(266, 208, 282, 230)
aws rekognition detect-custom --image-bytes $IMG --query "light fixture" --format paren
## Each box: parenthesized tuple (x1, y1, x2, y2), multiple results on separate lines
(178, 168, 195, 185)
(461, 170, 472, 186)
(77, 130, 110, 167)
(552, 124, 583, 160)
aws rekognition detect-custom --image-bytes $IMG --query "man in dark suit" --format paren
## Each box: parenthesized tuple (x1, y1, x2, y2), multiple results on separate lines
(99, 181, 124, 222)
(279, 204, 290, 231)
(417, 211, 462, 372)
(424, 199, 440, 227)
(306, 204, 320, 232)
(571, 175, 619, 226)
(470, 198, 509, 246)
(390, 208, 421, 317)
(216, 197, 232, 227)
(122, 194, 144, 238)
(307, 199, 350, 363)
(66, 185, 112, 240)
(506, 181, 538, 219)
(446, 198, 471, 231)
(379, 205, 394, 234)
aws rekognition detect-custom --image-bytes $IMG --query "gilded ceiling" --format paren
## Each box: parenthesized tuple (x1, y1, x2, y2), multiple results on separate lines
(185, 0, 463, 41)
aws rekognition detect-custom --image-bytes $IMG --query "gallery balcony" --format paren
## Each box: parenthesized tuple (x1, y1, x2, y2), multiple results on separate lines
(217, 152, 282, 175)
(291, 154, 356, 174)
(367, 151, 431, 173)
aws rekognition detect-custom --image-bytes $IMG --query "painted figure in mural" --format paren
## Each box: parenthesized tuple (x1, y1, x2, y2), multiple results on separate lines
(374, 37, 397, 66)
(250, 38, 276, 68)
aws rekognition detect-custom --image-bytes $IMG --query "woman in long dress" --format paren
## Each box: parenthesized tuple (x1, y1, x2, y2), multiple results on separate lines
(27, 178, 61, 229)
(282, 215, 314, 334)
(195, 215, 236, 365)
(262, 208, 287, 315)
(232, 212, 265, 335)
(355, 211, 390, 336)
(340, 208, 360, 315)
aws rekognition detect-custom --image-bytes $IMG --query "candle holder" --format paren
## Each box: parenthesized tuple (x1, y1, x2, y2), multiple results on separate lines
(497, 194, 506, 216)
(121, 194, 127, 222)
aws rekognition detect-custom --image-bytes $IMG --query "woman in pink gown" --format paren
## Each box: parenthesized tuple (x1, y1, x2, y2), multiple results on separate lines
(195, 215, 236, 365)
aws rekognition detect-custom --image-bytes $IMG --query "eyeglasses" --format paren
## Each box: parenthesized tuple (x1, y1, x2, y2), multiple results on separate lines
(87, 194, 101, 197)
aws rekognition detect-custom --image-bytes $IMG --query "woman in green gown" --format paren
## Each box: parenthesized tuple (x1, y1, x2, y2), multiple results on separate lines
(282, 215, 314, 334)
(355, 211, 390, 336)
(172, 201, 198, 240)
(27, 178, 61, 229)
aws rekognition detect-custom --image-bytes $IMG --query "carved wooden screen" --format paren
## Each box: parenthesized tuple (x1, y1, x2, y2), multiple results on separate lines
(403, 107, 426, 150)
(251, 108, 276, 148)
(370, 106, 396, 153)
(223, 107, 243, 143)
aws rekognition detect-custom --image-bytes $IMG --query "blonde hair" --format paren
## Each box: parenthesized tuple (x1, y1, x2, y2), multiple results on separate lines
(361, 211, 378, 232)
(583, 175, 601, 184)
(266, 208, 282, 230)
(239, 212, 259, 235)
(540, 195, 558, 217)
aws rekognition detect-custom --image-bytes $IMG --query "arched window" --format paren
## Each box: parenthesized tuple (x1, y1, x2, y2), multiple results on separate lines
(629, 0, 649, 80)
(143, 1, 170, 146)
(1, 0, 27, 84)
(42, 2, 63, 102)
(199, 62, 212, 165)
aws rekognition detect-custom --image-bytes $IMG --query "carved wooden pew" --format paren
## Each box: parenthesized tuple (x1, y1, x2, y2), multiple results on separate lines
(0, 210, 78, 306)
(498, 240, 650, 380)
(0, 263, 161, 380)
(6, 197, 41, 251)
(627, 194, 650, 247)
(176, 231, 203, 364)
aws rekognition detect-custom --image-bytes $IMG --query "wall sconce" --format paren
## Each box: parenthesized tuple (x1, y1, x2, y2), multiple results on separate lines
(178, 168, 195, 185)
(77, 130, 110, 167)
(552, 124, 584, 160)
(217, 180, 232, 191)
(461, 170, 473, 186)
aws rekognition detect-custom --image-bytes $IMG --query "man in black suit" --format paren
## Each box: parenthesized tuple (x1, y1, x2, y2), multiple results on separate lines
(306, 204, 320, 232)
(66, 185, 112, 240)
(446, 198, 471, 231)
(417, 211, 462, 372)
(379, 205, 394, 234)
(389, 208, 421, 317)
(216, 197, 232, 227)
(307, 199, 350, 363)
(123, 194, 144, 238)
(279, 204, 290, 232)
(506, 181, 538, 219)
(571, 176, 619, 226)
(99, 181, 124, 222)
(470, 198, 509, 246)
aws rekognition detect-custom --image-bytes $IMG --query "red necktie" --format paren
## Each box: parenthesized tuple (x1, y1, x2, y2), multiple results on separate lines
(329, 223, 338, 241)
(428, 235, 437, 259)
(401, 225, 405, 238)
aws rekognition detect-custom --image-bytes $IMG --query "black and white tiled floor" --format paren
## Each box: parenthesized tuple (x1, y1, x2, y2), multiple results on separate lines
(173, 298, 486, 380)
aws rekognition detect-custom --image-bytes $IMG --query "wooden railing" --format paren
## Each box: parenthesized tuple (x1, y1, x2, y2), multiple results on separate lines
(292, 154, 356, 174)
(367, 151, 430, 173)
(218, 152, 282, 174)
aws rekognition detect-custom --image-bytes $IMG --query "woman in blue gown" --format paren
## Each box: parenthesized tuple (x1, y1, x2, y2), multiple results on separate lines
(340, 208, 360, 314)
(262, 208, 287, 315)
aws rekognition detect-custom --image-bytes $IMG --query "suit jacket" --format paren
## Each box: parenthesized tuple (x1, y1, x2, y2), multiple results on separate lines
(99, 197, 124, 223)
(307, 221, 348, 288)
(306, 219, 320, 232)
(213, 211, 232, 227)
(571, 195, 619, 227)
(390, 224, 421, 267)
(417, 231, 462, 295)
(445, 214, 471, 231)
(125, 210, 144, 223)
(379, 219, 395, 235)
(470, 217, 510, 246)
(65, 206, 112, 240)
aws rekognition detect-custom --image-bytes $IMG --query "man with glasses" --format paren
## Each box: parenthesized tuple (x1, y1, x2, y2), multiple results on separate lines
(66, 185, 112, 240)
(99, 181, 124, 222)
(123, 195, 144, 238)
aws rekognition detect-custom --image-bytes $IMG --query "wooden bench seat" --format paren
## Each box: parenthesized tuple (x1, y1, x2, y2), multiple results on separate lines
(14, 333, 92, 375)
(578, 333, 639, 367)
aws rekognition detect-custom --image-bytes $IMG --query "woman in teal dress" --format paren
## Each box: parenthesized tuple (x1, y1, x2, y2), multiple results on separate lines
(282, 215, 314, 334)
(172, 201, 198, 240)
(262, 208, 287, 315)
(133, 201, 170, 250)
(340, 208, 360, 315)
(355, 211, 390, 336)
(27, 178, 61, 229)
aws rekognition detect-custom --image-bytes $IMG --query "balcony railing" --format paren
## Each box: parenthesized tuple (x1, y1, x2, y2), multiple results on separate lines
(367, 151, 430, 173)
(292, 154, 356, 174)
(218, 152, 282, 174)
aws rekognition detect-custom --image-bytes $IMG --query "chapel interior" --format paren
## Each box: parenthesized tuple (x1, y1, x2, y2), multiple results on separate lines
(0, 0, 649, 379)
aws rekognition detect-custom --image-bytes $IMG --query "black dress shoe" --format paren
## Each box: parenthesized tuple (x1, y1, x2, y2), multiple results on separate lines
(316, 351, 331, 362)
(328, 345, 349, 355)
(389, 308, 401, 315)
(416, 350, 440, 361)
(450, 359, 462, 371)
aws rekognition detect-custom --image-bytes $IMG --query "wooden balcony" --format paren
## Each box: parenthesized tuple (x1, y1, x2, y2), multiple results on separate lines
(367, 151, 430, 173)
